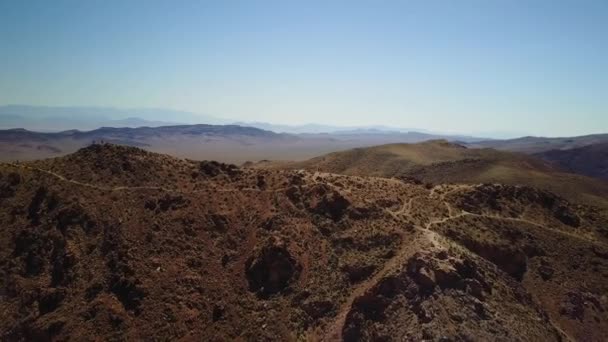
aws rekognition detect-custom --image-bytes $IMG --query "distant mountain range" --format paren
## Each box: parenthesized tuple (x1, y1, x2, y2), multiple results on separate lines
(0, 105, 225, 131)
(0, 105, 487, 138)
(0, 124, 487, 164)
(1, 118, 607, 173)
(469, 134, 608, 153)
(232, 121, 430, 134)
(1, 105, 607, 181)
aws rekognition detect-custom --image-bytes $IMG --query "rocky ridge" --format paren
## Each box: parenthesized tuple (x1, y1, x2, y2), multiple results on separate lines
(1, 144, 607, 341)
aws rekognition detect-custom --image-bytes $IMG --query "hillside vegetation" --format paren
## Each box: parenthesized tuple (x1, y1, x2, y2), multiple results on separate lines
(262, 140, 608, 208)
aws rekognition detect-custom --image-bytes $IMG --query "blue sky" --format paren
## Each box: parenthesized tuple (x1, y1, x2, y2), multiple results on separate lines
(1, 0, 606, 136)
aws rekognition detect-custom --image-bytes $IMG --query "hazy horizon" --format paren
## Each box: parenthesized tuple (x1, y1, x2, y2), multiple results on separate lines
(0, 103, 572, 138)
(0, 103, 528, 138)
(1, 1, 607, 137)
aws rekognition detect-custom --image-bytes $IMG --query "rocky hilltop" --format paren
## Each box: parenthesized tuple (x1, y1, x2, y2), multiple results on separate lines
(1, 144, 607, 341)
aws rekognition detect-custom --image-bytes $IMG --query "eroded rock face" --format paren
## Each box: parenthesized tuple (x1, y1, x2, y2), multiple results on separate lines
(245, 245, 301, 297)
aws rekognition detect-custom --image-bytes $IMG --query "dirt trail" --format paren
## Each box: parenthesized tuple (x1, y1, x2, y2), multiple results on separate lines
(4, 163, 295, 195)
(316, 193, 605, 341)
(442, 206, 601, 245)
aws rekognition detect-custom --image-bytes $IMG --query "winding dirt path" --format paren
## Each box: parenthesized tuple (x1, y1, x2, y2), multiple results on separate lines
(316, 198, 479, 341)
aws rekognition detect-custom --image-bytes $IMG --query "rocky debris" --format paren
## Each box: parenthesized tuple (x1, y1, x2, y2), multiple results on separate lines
(27, 186, 51, 225)
(99, 224, 147, 315)
(342, 263, 377, 283)
(552, 204, 580, 227)
(406, 252, 491, 298)
(343, 275, 409, 339)
(285, 186, 302, 205)
(5, 171, 21, 185)
(199, 160, 240, 178)
(261, 216, 282, 231)
(145, 194, 189, 212)
(156, 194, 188, 211)
(245, 243, 301, 297)
(537, 259, 555, 280)
(559, 291, 605, 322)
(560, 292, 586, 321)
(0, 171, 20, 198)
(342, 252, 490, 339)
(256, 175, 266, 189)
(407, 255, 437, 294)
(55, 203, 96, 234)
(3, 317, 66, 341)
(395, 175, 423, 185)
(11, 200, 85, 284)
(305, 184, 351, 221)
(206, 214, 230, 233)
(592, 245, 608, 259)
(301, 298, 335, 320)
(212, 304, 225, 322)
(444, 229, 528, 281)
(331, 232, 401, 254)
(38, 288, 67, 315)
(492, 248, 528, 281)
(109, 276, 146, 314)
(340, 250, 563, 341)
(289, 173, 305, 186)
(347, 205, 384, 220)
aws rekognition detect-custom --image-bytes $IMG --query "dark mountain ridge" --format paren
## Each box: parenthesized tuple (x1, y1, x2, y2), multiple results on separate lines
(470, 134, 608, 154)
(535, 142, 608, 181)
(0, 124, 285, 140)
